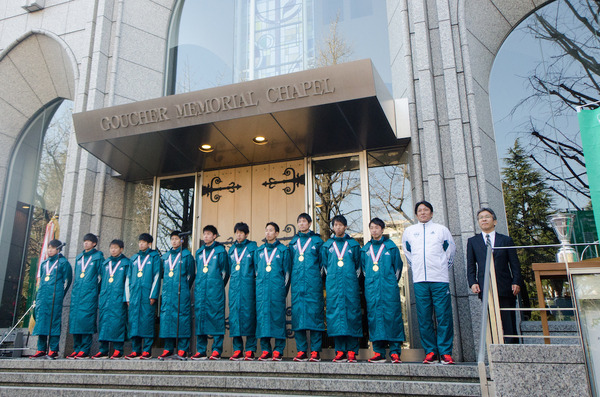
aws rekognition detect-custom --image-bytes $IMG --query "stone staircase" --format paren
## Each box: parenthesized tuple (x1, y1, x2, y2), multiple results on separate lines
(0, 358, 484, 396)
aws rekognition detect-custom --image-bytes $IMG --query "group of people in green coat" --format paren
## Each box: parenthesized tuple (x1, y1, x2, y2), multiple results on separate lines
(31, 203, 454, 364)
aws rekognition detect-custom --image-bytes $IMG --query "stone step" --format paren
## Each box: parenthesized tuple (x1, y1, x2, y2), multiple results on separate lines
(0, 359, 484, 396)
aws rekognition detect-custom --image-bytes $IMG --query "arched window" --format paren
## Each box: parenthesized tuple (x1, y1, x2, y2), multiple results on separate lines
(0, 100, 72, 327)
(165, 0, 393, 95)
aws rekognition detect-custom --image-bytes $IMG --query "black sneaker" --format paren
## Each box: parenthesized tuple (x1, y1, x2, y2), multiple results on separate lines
(258, 351, 271, 361)
(333, 351, 347, 363)
(368, 353, 386, 363)
(30, 351, 46, 359)
(309, 351, 321, 362)
(293, 351, 308, 362)
(423, 352, 438, 364)
(92, 352, 109, 360)
(191, 352, 207, 360)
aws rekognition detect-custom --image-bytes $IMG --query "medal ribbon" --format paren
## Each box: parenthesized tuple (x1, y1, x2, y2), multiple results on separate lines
(263, 247, 278, 265)
(296, 238, 312, 256)
(233, 246, 247, 264)
(137, 254, 151, 272)
(369, 244, 385, 264)
(332, 241, 349, 260)
(202, 248, 216, 267)
(108, 260, 122, 278)
(168, 252, 181, 272)
(81, 255, 93, 273)
(45, 260, 59, 276)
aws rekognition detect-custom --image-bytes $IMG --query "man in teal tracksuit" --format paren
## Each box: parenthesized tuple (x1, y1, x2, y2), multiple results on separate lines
(68, 233, 104, 359)
(227, 222, 258, 361)
(255, 222, 292, 361)
(31, 240, 72, 359)
(361, 218, 405, 363)
(321, 215, 362, 363)
(159, 231, 195, 360)
(93, 239, 130, 359)
(125, 233, 161, 360)
(290, 213, 324, 362)
(192, 225, 229, 360)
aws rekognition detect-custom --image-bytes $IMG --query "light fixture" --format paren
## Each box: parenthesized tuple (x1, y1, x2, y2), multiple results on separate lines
(253, 136, 268, 145)
(22, 205, 30, 209)
(199, 144, 214, 153)
(22, 1, 45, 12)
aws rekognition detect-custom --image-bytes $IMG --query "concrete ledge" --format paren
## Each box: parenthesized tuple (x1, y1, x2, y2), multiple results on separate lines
(489, 344, 590, 397)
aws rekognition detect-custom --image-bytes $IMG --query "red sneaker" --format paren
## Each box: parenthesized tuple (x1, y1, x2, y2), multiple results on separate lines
(30, 350, 46, 359)
(423, 352, 438, 364)
(125, 352, 139, 360)
(309, 351, 321, 362)
(158, 350, 173, 360)
(368, 352, 386, 363)
(391, 353, 402, 364)
(92, 352, 108, 360)
(75, 351, 88, 359)
(293, 351, 308, 362)
(230, 350, 243, 361)
(272, 351, 282, 361)
(440, 354, 454, 365)
(66, 351, 77, 359)
(191, 352, 207, 360)
(244, 351, 255, 361)
(177, 350, 186, 358)
(333, 351, 347, 363)
(110, 350, 123, 359)
(209, 351, 221, 360)
(347, 351, 357, 363)
(258, 351, 271, 361)
(139, 351, 152, 360)
(47, 351, 58, 359)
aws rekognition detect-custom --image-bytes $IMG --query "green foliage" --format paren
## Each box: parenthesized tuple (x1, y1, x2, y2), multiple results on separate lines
(502, 139, 558, 307)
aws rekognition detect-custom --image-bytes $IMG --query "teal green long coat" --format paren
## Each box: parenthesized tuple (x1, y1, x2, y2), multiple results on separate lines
(160, 248, 195, 338)
(194, 242, 229, 335)
(360, 237, 405, 342)
(69, 248, 104, 334)
(98, 254, 130, 342)
(254, 240, 291, 339)
(289, 231, 325, 331)
(321, 235, 363, 338)
(33, 254, 72, 336)
(127, 248, 161, 338)
(227, 239, 258, 337)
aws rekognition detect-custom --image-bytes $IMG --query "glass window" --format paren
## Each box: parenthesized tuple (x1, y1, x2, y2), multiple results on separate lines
(166, 0, 392, 94)
(156, 176, 195, 254)
(0, 100, 71, 328)
(122, 179, 154, 256)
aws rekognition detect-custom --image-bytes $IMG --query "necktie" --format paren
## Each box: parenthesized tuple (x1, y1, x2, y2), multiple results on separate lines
(485, 234, 491, 247)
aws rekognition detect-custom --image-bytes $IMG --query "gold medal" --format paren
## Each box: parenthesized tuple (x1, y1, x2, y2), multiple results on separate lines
(266, 265, 272, 272)
(203, 267, 208, 273)
(108, 277, 114, 283)
(298, 255, 304, 262)
(80, 272, 85, 278)
(235, 265, 240, 271)
(373, 265, 379, 272)
(169, 271, 174, 277)
(137, 271, 143, 277)
(338, 260, 344, 267)
(44, 276, 50, 282)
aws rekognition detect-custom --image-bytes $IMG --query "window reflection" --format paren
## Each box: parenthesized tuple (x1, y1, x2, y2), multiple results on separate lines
(156, 176, 195, 254)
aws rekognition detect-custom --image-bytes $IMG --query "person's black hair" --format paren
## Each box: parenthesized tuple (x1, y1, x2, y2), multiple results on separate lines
(110, 239, 124, 249)
(83, 233, 98, 244)
(369, 217, 385, 229)
(170, 230, 181, 238)
(203, 225, 218, 235)
(48, 239, 62, 250)
(477, 207, 497, 221)
(266, 222, 280, 233)
(331, 215, 348, 227)
(138, 233, 153, 243)
(414, 200, 434, 214)
(297, 213, 312, 223)
(234, 222, 249, 235)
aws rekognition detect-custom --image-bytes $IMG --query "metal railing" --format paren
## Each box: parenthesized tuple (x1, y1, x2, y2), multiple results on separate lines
(476, 242, 599, 397)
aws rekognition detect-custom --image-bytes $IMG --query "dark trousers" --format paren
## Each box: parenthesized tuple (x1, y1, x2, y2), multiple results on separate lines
(499, 295, 519, 344)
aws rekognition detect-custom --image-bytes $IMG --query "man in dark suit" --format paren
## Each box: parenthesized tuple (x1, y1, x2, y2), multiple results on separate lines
(467, 208, 522, 343)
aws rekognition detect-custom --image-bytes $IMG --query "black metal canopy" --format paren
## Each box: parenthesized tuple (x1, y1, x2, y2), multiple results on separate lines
(73, 59, 405, 181)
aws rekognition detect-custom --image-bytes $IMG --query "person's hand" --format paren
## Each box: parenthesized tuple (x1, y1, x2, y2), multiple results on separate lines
(471, 284, 481, 294)
(150, 299, 156, 305)
(126, 302, 129, 306)
(512, 284, 520, 296)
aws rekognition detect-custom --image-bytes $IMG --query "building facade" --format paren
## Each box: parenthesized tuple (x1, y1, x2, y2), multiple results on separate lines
(0, 0, 553, 361)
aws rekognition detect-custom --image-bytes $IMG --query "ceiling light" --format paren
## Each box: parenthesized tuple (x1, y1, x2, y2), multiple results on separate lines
(22, 205, 30, 209)
(199, 144, 213, 152)
(253, 136, 268, 145)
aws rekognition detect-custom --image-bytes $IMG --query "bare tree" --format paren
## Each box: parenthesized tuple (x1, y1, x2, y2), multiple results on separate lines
(315, 11, 353, 67)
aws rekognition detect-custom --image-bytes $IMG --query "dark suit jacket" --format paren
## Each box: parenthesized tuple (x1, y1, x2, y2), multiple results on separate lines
(467, 232, 522, 298)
